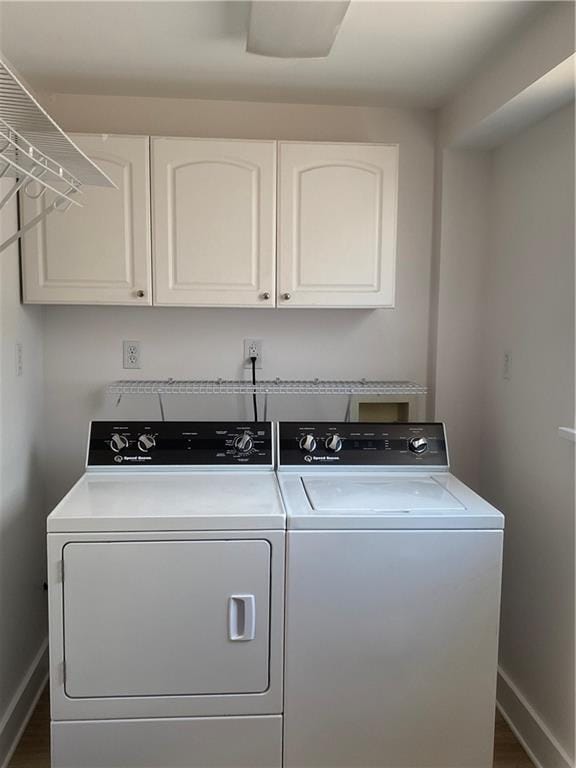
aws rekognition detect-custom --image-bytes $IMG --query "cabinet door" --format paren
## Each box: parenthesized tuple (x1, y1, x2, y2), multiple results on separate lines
(152, 138, 276, 307)
(63, 539, 271, 698)
(21, 134, 151, 305)
(278, 142, 398, 308)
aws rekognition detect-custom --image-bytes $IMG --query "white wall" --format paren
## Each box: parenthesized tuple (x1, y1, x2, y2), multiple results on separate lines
(434, 14, 575, 759)
(0, 185, 47, 765)
(434, 103, 575, 768)
(439, 2, 575, 148)
(482, 104, 575, 767)
(37, 95, 435, 508)
(433, 149, 491, 489)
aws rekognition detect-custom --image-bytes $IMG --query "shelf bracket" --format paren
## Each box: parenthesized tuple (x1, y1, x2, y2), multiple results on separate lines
(0, 190, 77, 254)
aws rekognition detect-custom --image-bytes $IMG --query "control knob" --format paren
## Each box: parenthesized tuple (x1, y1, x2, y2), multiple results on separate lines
(325, 434, 343, 452)
(409, 436, 428, 454)
(299, 434, 317, 453)
(110, 433, 129, 453)
(137, 434, 156, 453)
(234, 433, 254, 453)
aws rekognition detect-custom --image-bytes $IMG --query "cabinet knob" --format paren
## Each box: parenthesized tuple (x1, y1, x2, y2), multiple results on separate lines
(135, 290, 145, 298)
(282, 292, 291, 301)
(261, 292, 271, 300)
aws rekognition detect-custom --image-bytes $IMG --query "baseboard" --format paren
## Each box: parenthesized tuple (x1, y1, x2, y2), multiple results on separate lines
(497, 666, 574, 768)
(0, 638, 49, 768)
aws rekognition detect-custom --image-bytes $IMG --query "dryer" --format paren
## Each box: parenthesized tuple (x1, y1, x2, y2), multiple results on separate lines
(277, 421, 504, 768)
(47, 421, 285, 768)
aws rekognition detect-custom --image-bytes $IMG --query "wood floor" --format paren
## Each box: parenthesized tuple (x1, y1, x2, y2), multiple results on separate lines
(9, 687, 534, 768)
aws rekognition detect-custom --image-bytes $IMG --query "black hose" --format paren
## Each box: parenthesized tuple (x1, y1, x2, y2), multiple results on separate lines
(251, 356, 258, 422)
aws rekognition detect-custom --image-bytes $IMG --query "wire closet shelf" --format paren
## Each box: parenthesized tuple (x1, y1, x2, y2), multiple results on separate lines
(107, 380, 428, 421)
(0, 56, 115, 253)
(107, 379, 428, 397)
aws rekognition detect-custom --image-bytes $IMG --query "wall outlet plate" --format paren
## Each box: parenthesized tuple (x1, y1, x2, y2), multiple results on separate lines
(123, 340, 141, 369)
(244, 339, 263, 369)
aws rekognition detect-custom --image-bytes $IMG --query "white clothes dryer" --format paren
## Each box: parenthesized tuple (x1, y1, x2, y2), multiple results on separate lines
(47, 421, 285, 768)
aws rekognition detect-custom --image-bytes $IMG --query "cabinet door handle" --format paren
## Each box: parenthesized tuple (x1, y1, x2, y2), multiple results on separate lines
(135, 290, 145, 298)
(228, 595, 256, 641)
(282, 292, 291, 301)
(261, 291, 271, 300)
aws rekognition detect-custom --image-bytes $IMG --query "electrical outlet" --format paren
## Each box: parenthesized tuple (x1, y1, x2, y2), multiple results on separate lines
(15, 342, 23, 377)
(244, 339, 263, 369)
(123, 340, 141, 370)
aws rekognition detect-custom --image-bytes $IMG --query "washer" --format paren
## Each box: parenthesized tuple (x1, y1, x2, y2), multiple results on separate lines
(277, 421, 504, 768)
(47, 421, 285, 768)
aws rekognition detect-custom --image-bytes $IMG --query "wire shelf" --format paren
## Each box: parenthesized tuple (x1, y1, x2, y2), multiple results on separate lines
(0, 56, 115, 252)
(0, 58, 114, 188)
(108, 379, 428, 397)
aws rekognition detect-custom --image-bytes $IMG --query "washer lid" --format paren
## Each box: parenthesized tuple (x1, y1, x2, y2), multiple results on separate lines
(278, 472, 504, 530)
(302, 476, 465, 513)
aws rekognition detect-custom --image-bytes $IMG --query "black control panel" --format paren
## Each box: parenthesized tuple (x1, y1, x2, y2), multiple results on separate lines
(87, 421, 273, 467)
(278, 422, 448, 467)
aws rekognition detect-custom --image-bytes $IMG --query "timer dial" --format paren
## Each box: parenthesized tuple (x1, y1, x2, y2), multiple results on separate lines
(138, 434, 156, 452)
(299, 434, 317, 453)
(325, 434, 343, 452)
(234, 433, 254, 453)
(408, 436, 428, 454)
(110, 434, 129, 453)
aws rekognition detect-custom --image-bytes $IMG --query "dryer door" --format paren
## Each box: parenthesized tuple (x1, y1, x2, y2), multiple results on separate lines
(62, 540, 270, 698)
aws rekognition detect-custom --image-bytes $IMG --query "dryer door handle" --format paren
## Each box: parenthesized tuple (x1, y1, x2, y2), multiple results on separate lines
(228, 595, 256, 641)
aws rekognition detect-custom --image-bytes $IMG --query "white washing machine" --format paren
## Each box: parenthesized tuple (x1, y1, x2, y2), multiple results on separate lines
(47, 421, 285, 768)
(277, 421, 504, 768)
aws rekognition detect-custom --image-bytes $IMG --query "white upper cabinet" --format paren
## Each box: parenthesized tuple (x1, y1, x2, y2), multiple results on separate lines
(22, 134, 152, 305)
(277, 142, 399, 308)
(152, 138, 276, 307)
(20, 135, 400, 309)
